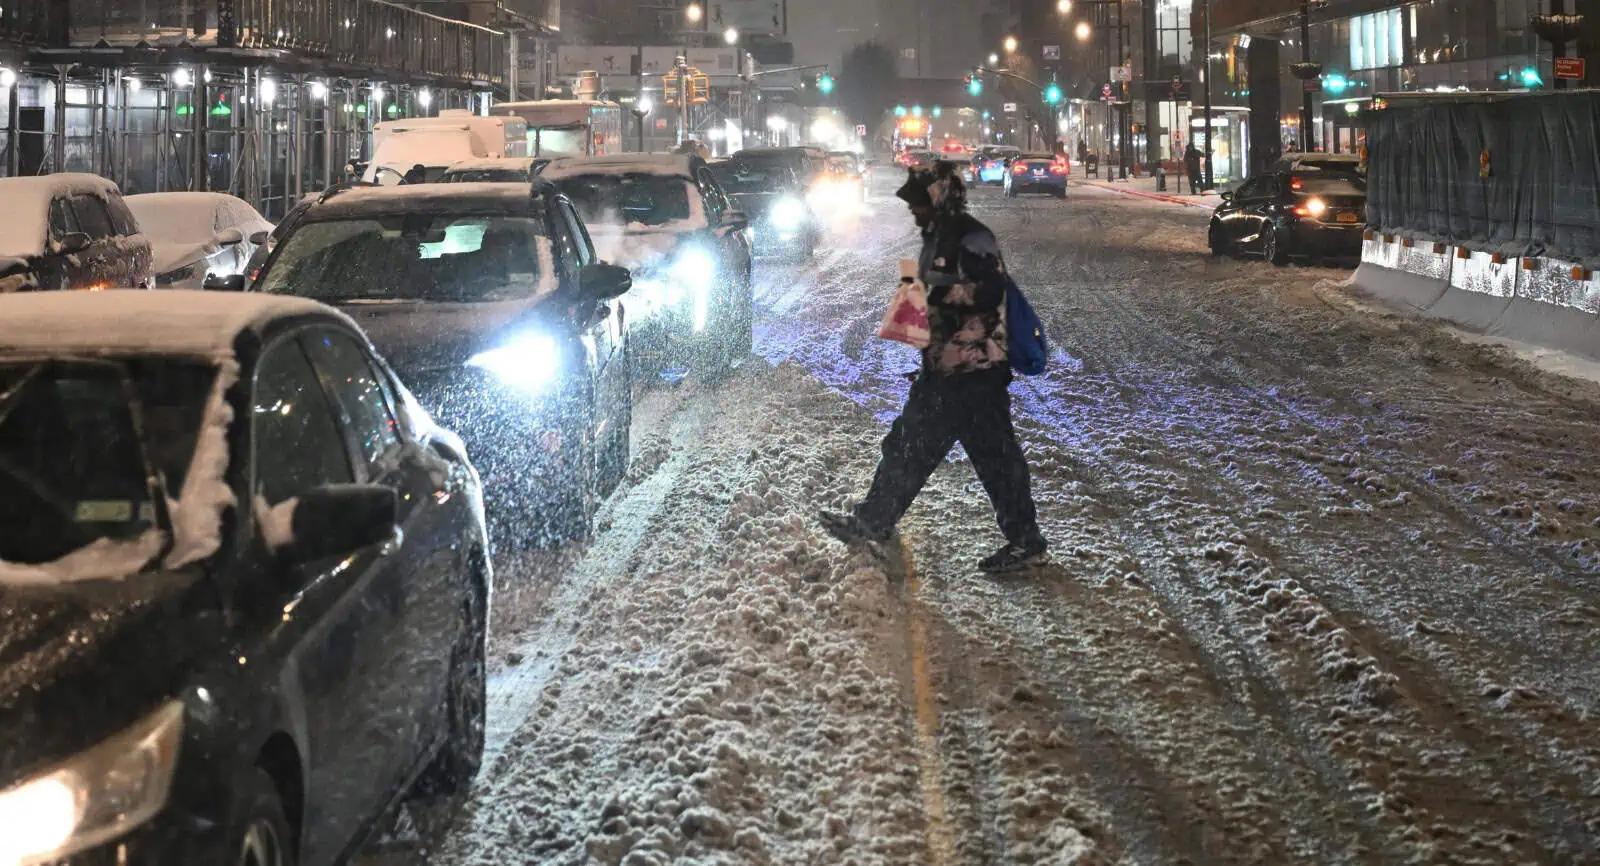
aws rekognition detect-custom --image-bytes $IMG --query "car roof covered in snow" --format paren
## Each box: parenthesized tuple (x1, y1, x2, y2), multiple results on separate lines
(125, 192, 272, 240)
(300, 182, 551, 220)
(0, 290, 346, 361)
(539, 153, 700, 181)
(444, 156, 543, 172)
(0, 173, 125, 259)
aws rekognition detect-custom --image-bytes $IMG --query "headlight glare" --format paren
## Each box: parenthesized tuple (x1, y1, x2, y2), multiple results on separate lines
(670, 246, 717, 293)
(771, 197, 807, 230)
(1305, 197, 1327, 216)
(0, 701, 183, 865)
(467, 332, 562, 395)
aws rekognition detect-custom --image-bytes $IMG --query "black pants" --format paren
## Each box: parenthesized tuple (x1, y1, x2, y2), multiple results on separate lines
(1187, 170, 1202, 194)
(856, 369, 1043, 546)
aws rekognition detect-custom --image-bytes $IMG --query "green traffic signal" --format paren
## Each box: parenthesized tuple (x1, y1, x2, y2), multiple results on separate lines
(818, 73, 835, 95)
(931, 105, 942, 118)
(1044, 82, 1063, 105)
(967, 75, 983, 97)
(894, 104, 907, 117)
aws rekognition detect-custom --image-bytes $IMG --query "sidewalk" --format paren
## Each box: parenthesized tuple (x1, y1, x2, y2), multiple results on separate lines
(1072, 173, 1225, 210)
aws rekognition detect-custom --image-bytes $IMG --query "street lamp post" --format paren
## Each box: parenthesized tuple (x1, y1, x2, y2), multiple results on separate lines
(1299, 0, 1313, 151)
(634, 94, 652, 152)
(1202, 0, 1214, 189)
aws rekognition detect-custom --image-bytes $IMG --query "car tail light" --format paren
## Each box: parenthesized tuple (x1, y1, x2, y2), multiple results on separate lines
(1292, 196, 1328, 218)
(1049, 162, 1067, 175)
(1012, 164, 1028, 175)
(1289, 176, 1305, 191)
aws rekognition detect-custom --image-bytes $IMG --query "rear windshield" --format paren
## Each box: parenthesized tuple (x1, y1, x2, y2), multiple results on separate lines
(444, 169, 531, 183)
(552, 174, 694, 227)
(259, 214, 555, 302)
(1293, 175, 1366, 195)
(711, 161, 798, 193)
(0, 359, 213, 564)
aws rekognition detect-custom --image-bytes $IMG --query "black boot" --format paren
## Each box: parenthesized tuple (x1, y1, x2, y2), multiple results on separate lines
(979, 538, 1049, 574)
(820, 510, 893, 546)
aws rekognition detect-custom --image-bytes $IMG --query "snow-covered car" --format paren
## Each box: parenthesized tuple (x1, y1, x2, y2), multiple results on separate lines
(708, 157, 819, 260)
(126, 192, 274, 288)
(544, 154, 754, 378)
(0, 290, 489, 866)
(0, 174, 153, 291)
(252, 182, 634, 546)
(441, 157, 551, 184)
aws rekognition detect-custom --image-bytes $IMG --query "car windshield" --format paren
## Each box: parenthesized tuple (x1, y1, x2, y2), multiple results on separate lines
(553, 173, 693, 227)
(711, 161, 798, 194)
(258, 214, 556, 302)
(445, 169, 530, 183)
(0, 359, 213, 565)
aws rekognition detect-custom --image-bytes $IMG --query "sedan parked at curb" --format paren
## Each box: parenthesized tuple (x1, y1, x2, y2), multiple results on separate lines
(1209, 170, 1367, 265)
(127, 192, 274, 288)
(0, 290, 490, 866)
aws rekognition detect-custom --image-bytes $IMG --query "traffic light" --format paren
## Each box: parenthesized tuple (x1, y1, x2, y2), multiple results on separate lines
(1043, 82, 1063, 105)
(966, 70, 983, 97)
(689, 72, 711, 104)
(663, 70, 681, 106)
(912, 104, 923, 117)
(894, 104, 907, 117)
(817, 73, 835, 95)
(931, 105, 942, 118)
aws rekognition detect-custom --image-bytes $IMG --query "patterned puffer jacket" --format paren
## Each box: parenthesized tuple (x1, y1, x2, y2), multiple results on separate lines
(918, 209, 1009, 376)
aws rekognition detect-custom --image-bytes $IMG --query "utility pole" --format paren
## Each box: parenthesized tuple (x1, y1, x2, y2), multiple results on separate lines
(1299, 0, 1313, 151)
(1202, 0, 1214, 189)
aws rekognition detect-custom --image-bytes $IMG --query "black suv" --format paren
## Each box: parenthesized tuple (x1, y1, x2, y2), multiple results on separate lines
(0, 290, 489, 866)
(251, 181, 634, 547)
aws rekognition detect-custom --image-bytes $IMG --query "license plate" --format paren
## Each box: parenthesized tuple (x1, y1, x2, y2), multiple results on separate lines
(1336, 211, 1359, 223)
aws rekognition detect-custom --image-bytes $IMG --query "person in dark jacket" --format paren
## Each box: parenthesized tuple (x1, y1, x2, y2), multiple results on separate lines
(1183, 142, 1204, 195)
(821, 162, 1048, 574)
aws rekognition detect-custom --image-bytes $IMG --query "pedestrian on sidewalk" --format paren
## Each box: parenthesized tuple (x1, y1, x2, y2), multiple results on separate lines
(1184, 142, 1204, 195)
(821, 162, 1048, 574)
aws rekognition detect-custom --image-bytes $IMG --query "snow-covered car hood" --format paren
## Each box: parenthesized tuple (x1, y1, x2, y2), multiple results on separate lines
(0, 567, 214, 784)
(337, 298, 552, 377)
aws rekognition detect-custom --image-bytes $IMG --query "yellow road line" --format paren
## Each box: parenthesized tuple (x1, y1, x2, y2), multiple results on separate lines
(900, 536, 956, 865)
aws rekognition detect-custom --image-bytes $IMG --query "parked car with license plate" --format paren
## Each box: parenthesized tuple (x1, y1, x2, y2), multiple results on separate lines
(1208, 170, 1367, 265)
(0, 290, 490, 866)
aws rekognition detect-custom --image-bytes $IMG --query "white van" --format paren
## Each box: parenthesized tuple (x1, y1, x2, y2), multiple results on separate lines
(491, 99, 624, 159)
(363, 109, 530, 184)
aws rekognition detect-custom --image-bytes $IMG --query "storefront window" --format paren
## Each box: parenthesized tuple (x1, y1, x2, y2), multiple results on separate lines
(1349, 8, 1405, 70)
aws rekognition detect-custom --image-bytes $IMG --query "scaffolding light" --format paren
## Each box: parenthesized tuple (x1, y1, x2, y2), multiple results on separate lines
(724, 27, 739, 45)
(127, 77, 142, 94)
(1075, 21, 1092, 41)
(418, 88, 433, 108)
(203, 68, 212, 83)
(685, 2, 703, 24)
(172, 67, 192, 88)
(260, 78, 277, 105)
(372, 85, 386, 103)
(310, 80, 328, 100)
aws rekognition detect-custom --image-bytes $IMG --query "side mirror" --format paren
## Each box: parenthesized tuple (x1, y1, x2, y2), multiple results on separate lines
(282, 484, 397, 563)
(580, 263, 632, 300)
(203, 273, 247, 291)
(58, 232, 91, 255)
(1219, 191, 1234, 204)
(248, 230, 270, 246)
(721, 209, 750, 232)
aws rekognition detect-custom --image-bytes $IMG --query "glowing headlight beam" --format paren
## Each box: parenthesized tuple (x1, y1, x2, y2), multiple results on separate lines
(467, 332, 562, 395)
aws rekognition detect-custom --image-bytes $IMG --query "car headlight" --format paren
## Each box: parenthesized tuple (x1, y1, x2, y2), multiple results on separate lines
(670, 246, 717, 293)
(0, 701, 183, 865)
(466, 331, 562, 396)
(770, 197, 807, 231)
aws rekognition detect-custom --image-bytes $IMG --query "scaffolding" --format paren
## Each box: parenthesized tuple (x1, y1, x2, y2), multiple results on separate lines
(0, 0, 513, 219)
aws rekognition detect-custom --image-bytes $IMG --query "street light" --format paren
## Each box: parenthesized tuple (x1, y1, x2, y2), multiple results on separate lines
(1074, 21, 1092, 41)
(988, 52, 1000, 66)
(1057, 0, 1072, 13)
(724, 27, 739, 45)
(1003, 35, 1019, 54)
(685, 2, 703, 24)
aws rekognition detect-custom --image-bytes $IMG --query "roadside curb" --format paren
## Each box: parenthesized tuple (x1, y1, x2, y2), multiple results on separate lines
(1073, 180, 1216, 211)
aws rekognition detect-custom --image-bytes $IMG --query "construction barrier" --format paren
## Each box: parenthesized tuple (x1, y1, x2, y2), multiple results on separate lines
(1353, 234, 1600, 360)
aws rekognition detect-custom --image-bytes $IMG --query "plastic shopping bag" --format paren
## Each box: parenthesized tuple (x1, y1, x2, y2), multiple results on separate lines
(878, 259, 930, 348)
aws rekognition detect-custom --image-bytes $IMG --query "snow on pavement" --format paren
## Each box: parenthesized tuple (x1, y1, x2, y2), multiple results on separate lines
(374, 178, 1600, 865)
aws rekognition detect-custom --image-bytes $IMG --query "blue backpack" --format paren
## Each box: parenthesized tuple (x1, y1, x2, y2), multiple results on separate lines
(1004, 276, 1048, 376)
